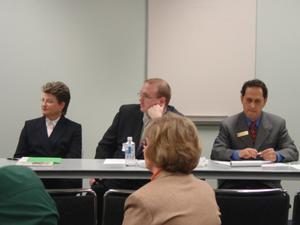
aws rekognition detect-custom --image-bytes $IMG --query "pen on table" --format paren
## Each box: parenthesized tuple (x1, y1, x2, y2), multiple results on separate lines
(7, 157, 19, 161)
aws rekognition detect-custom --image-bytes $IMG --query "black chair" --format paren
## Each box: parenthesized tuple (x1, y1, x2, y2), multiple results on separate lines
(102, 189, 133, 225)
(292, 192, 300, 225)
(215, 188, 290, 225)
(48, 188, 97, 225)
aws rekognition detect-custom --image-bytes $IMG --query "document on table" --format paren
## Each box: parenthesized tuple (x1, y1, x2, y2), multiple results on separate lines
(104, 159, 125, 164)
(104, 159, 146, 167)
(211, 160, 231, 166)
(197, 157, 209, 167)
(230, 160, 272, 167)
(212, 160, 272, 167)
(16, 157, 61, 166)
(290, 164, 300, 170)
(261, 163, 291, 168)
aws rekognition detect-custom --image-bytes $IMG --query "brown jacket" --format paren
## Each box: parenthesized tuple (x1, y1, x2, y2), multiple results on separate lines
(122, 171, 221, 225)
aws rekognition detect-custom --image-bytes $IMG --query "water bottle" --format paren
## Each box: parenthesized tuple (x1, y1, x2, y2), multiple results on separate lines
(125, 136, 136, 166)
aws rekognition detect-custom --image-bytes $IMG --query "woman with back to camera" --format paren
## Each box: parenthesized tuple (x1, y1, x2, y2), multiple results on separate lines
(122, 113, 221, 225)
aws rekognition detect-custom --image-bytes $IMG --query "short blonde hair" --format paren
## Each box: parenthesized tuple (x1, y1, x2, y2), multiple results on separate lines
(42, 81, 70, 115)
(144, 113, 202, 173)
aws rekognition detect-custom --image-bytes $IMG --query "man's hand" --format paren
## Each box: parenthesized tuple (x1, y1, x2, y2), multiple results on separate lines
(147, 104, 165, 119)
(239, 148, 258, 159)
(259, 148, 277, 162)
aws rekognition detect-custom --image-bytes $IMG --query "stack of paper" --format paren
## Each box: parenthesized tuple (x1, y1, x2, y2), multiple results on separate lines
(230, 160, 272, 167)
(212, 160, 272, 167)
(16, 157, 61, 166)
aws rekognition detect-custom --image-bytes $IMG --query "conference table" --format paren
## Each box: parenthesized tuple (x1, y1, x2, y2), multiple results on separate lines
(1, 158, 300, 181)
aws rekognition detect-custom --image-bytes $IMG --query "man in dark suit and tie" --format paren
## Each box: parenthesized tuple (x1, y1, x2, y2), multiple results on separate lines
(91, 78, 181, 224)
(14, 81, 82, 189)
(211, 79, 298, 188)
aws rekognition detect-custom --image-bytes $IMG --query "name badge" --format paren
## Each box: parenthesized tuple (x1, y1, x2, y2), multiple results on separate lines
(237, 131, 249, 137)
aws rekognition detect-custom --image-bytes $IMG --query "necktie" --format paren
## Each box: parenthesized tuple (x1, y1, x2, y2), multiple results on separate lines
(47, 121, 54, 137)
(249, 121, 257, 142)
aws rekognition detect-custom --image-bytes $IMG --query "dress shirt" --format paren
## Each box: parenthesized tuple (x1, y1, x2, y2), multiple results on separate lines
(46, 117, 60, 137)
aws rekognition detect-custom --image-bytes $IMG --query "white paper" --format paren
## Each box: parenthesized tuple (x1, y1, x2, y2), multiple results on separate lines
(211, 160, 231, 166)
(103, 159, 146, 167)
(16, 157, 54, 167)
(230, 160, 272, 167)
(104, 159, 125, 164)
(261, 163, 290, 168)
(197, 157, 209, 167)
(290, 164, 300, 170)
(137, 160, 146, 168)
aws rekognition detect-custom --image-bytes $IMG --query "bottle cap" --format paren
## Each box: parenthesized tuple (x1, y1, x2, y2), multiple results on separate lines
(127, 136, 133, 141)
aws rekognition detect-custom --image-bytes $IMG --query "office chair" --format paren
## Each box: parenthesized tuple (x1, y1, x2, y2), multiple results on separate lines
(48, 188, 97, 225)
(102, 189, 134, 225)
(215, 188, 290, 225)
(292, 191, 300, 225)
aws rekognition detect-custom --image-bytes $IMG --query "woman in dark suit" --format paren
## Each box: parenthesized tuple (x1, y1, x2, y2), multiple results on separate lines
(14, 81, 82, 189)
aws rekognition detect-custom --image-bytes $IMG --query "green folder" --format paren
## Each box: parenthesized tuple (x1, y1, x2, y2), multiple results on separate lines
(27, 157, 62, 164)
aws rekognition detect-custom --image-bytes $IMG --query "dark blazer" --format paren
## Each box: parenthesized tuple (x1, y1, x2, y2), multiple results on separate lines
(211, 111, 298, 188)
(95, 104, 181, 160)
(14, 116, 82, 189)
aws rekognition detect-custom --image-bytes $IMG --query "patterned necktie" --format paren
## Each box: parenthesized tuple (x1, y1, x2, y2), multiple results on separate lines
(249, 121, 257, 142)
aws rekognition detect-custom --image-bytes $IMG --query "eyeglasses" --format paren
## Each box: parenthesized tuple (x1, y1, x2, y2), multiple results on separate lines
(137, 92, 157, 100)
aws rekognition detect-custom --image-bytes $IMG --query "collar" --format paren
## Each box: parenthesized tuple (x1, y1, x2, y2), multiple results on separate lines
(150, 168, 162, 181)
(46, 116, 60, 127)
(151, 170, 191, 182)
(143, 113, 151, 127)
(246, 116, 261, 128)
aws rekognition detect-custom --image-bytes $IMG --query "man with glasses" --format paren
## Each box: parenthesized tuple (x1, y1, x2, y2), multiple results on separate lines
(211, 79, 298, 189)
(91, 78, 181, 224)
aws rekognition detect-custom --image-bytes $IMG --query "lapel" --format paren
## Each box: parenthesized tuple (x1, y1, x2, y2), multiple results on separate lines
(135, 113, 144, 146)
(235, 113, 254, 147)
(49, 116, 66, 146)
(255, 112, 271, 150)
(38, 117, 53, 153)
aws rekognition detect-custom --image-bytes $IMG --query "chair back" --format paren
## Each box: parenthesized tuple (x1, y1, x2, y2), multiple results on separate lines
(102, 189, 133, 225)
(293, 192, 300, 225)
(215, 188, 290, 225)
(48, 188, 97, 225)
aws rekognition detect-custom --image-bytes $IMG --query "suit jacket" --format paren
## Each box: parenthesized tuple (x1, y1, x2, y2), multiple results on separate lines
(211, 111, 298, 188)
(122, 171, 221, 225)
(14, 116, 82, 189)
(95, 104, 181, 160)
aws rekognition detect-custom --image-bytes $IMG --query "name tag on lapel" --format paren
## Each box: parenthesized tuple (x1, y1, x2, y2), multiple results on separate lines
(237, 131, 249, 138)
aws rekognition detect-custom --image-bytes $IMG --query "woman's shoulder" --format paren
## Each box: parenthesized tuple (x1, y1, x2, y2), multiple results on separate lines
(61, 117, 81, 127)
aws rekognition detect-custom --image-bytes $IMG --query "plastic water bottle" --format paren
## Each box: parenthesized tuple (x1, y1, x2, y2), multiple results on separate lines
(125, 137, 136, 166)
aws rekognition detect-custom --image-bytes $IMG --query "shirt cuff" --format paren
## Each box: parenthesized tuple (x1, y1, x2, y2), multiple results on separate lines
(231, 150, 240, 160)
(276, 152, 284, 162)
